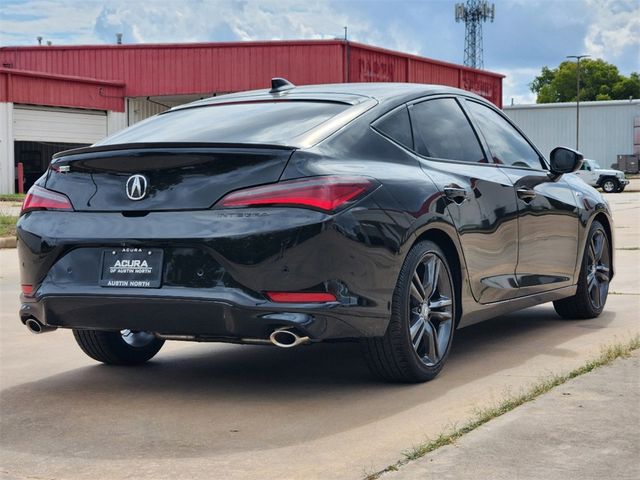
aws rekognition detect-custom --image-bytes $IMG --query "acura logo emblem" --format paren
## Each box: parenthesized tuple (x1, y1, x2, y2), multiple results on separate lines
(126, 174, 148, 201)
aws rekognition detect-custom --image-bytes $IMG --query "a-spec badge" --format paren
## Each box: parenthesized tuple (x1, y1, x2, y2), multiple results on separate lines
(125, 174, 148, 201)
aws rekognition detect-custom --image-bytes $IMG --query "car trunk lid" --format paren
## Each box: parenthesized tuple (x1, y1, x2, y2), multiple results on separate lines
(45, 144, 294, 212)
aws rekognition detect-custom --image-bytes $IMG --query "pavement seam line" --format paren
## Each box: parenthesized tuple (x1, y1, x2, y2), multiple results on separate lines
(363, 334, 640, 480)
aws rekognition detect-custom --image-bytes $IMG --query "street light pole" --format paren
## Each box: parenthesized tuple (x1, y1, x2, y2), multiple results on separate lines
(566, 54, 590, 151)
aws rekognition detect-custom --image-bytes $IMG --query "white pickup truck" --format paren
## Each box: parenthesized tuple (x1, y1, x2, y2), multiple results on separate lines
(572, 158, 630, 193)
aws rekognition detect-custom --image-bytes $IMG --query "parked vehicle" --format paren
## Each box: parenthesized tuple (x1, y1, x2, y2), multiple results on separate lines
(573, 158, 629, 193)
(17, 80, 614, 382)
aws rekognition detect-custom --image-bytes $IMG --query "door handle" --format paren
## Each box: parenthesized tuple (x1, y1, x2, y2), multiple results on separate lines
(517, 187, 536, 202)
(443, 185, 469, 204)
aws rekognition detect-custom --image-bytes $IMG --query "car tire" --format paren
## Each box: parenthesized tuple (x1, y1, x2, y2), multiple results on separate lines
(553, 220, 610, 319)
(362, 241, 456, 383)
(73, 329, 164, 365)
(601, 178, 619, 193)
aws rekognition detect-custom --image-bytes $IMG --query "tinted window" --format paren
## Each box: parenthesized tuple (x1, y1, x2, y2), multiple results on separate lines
(410, 98, 485, 163)
(466, 101, 543, 169)
(98, 101, 349, 146)
(372, 106, 413, 149)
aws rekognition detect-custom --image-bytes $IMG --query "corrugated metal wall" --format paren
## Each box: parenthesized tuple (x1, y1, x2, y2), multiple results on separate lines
(0, 42, 345, 97)
(0, 40, 503, 108)
(0, 69, 124, 111)
(127, 98, 169, 125)
(346, 43, 502, 106)
(504, 100, 640, 166)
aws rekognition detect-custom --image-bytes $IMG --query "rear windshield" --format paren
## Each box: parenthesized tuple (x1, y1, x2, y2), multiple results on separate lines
(97, 101, 350, 146)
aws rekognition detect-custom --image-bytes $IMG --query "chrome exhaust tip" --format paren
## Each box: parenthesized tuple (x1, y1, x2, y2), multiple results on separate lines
(25, 318, 57, 334)
(269, 328, 310, 348)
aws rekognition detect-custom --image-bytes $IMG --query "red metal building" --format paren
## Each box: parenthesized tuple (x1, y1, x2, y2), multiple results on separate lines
(0, 40, 503, 193)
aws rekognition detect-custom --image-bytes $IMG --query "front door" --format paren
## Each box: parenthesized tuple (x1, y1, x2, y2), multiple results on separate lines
(464, 99, 580, 294)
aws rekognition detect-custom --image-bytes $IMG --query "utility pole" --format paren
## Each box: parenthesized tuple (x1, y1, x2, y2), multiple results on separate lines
(566, 54, 590, 151)
(455, 1, 495, 69)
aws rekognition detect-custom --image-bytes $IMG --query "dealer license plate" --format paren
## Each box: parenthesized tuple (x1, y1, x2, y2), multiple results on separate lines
(100, 248, 163, 288)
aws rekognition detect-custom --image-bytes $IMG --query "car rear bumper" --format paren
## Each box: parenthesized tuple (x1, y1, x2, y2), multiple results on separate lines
(17, 205, 403, 340)
(19, 294, 369, 341)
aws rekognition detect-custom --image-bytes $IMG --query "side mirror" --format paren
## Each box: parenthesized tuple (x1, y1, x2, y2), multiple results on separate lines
(549, 147, 583, 176)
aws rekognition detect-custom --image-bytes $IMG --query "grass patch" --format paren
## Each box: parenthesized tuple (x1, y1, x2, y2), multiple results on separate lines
(0, 193, 25, 202)
(365, 335, 640, 480)
(0, 215, 17, 237)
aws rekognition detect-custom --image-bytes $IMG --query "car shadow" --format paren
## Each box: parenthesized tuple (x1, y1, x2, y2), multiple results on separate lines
(0, 304, 615, 460)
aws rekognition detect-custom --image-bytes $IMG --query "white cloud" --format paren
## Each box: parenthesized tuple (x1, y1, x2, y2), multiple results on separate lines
(0, 0, 102, 45)
(89, 0, 420, 53)
(498, 67, 540, 105)
(584, 0, 640, 62)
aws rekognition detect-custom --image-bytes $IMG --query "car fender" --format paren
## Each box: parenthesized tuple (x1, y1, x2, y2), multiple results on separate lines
(575, 194, 615, 281)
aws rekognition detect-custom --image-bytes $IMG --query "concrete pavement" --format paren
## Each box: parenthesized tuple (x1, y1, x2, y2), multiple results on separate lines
(383, 351, 640, 480)
(0, 189, 638, 480)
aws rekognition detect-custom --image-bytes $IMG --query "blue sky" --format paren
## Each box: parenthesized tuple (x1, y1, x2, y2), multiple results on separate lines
(1, 0, 638, 104)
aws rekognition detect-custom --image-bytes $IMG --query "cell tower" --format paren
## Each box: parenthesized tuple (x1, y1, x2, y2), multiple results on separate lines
(455, 1, 495, 69)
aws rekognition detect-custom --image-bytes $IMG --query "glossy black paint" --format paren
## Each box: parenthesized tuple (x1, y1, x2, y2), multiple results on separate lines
(47, 146, 294, 211)
(17, 83, 614, 341)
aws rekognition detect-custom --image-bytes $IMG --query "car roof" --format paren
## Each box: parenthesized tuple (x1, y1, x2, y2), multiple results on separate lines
(172, 82, 486, 111)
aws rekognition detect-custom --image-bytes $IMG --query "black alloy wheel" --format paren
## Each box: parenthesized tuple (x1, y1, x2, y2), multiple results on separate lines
(362, 241, 456, 382)
(408, 252, 454, 367)
(554, 220, 610, 319)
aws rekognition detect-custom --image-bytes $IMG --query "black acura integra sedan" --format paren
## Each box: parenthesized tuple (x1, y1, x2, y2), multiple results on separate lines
(17, 79, 614, 382)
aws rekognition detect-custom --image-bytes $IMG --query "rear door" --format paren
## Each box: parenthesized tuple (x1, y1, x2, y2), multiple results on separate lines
(464, 99, 580, 294)
(408, 96, 520, 304)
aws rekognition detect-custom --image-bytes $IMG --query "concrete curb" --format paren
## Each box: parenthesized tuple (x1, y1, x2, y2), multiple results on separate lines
(0, 237, 17, 248)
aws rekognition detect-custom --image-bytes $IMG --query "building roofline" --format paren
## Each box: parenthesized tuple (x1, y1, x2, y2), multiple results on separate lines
(504, 99, 640, 110)
(0, 39, 504, 79)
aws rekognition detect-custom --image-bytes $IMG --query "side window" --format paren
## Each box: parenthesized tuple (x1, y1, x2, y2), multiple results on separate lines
(372, 106, 413, 149)
(410, 98, 486, 163)
(466, 100, 544, 169)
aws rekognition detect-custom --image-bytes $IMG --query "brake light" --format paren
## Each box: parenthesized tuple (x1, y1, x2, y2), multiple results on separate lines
(218, 176, 376, 213)
(21, 186, 73, 215)
(21, 284, 34, 296)
(266, 292, 337, 303)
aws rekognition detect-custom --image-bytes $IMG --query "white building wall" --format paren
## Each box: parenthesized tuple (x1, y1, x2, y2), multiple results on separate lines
(0, 102, 14, 194)
(107, 110, 127, 136)
(504, 99, 640, 167)
(127, 97, 169, 125)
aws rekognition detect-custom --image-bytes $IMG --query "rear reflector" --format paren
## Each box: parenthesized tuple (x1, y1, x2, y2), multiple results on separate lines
(21, 185, 73, 215)
(218, 176, 376, 213)
(266, 292, 337, 303)
(21, 284, 34, 296)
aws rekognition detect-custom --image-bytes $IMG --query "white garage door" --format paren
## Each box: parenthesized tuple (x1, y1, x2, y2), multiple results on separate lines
(13, 105, 107, 144)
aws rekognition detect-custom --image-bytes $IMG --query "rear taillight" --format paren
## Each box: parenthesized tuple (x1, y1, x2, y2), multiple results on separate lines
(21, 284, 34, 297)
(217, 176, 376, 213)
(21, 185, 74, 215)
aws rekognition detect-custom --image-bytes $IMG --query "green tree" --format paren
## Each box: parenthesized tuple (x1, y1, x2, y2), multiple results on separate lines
(530, 59, 640, 103)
